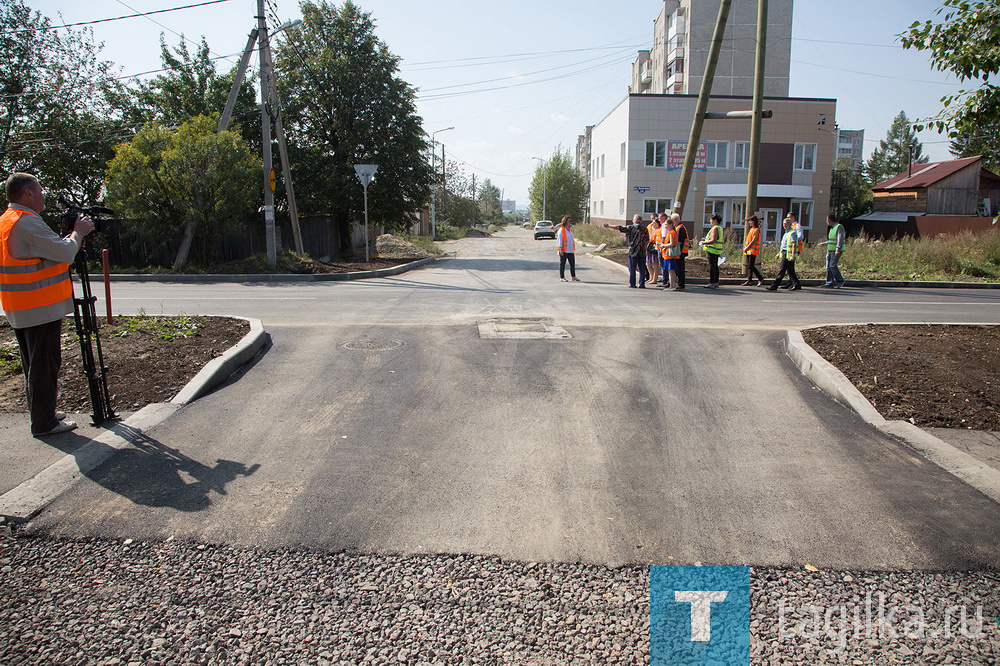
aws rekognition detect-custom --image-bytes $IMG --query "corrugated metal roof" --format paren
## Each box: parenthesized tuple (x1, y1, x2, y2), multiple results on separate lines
(853, 211, 923, 222)
(873, 155, 982, 190)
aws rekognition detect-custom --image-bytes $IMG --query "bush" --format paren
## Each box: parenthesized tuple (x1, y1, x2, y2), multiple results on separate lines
(573, 223, 623, 248)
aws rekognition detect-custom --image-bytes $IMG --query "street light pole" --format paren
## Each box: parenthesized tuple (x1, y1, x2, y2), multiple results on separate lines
(430, 127, 454, 239)
(532, 157, 547, 220)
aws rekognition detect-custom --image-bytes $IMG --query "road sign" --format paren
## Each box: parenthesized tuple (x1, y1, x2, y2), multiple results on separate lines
(634, 186, 651, 194)
(354, 164, 378, 188)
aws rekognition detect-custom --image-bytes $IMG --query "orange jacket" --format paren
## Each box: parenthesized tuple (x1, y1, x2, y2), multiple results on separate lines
(661, 228, 679, 259)
(557, 226, 575, 253)
(675, 222, 690, 255)
(743, 227, 761, 256)
(0, 208, 72, 313)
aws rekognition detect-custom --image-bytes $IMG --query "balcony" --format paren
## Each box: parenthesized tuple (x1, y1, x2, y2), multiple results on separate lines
(640, 62, 652, 83)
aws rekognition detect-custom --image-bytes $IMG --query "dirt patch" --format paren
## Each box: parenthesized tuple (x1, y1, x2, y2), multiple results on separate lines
(294, 257, 416, 273)
(0, 316, 249, 414)
(802, 325, 1000, 430)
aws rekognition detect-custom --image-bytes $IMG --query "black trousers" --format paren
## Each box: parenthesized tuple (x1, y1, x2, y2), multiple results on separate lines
(559, 252, 576, 278)
(14, 318, 63, 434)
(677, 254, 686, 288)
(745, 254, 764, 282)
(770, 257, 799, 289)
(708, 253, 720, 284)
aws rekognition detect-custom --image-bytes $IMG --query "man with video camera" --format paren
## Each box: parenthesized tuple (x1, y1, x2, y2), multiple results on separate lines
(1, 173, 93, 435)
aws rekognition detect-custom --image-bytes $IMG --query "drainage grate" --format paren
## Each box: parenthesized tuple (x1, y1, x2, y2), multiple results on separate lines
(477, 318, 571, 340)
(340, 338, 405, 351)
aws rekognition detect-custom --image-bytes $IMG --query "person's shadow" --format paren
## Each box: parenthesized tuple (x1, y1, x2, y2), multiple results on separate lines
(51, 424, 260, 512)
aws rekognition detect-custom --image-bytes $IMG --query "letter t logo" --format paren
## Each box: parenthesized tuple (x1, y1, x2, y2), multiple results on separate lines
(674, 590, 729, 641)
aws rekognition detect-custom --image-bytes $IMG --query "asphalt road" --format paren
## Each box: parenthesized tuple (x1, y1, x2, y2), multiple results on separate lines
(21, 226, 1000, 569)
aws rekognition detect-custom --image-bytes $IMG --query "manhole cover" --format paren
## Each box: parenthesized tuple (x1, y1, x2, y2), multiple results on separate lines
(340, 338, 405, 351)
(477, 318, 571, 340)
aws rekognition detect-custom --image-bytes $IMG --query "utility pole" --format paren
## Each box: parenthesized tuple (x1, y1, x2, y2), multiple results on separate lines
(257, 0, 276, 267)
(744, 0, 768, 225)
(672, 0, 733, 220)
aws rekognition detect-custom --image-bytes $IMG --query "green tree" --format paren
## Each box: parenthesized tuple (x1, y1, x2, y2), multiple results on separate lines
(274, 0, 432, 255)
(105, 115, 257, 269)
(831, 156, 873, 222)
(901, 1, 1000, 160)
(949, 131, 1000, 171)
(477, 178, 502, 223)
(1, 0, 126, 206)
(132, 36, 259, 142)
(865, 111, 929, 184)
(529, 148, 587, 223)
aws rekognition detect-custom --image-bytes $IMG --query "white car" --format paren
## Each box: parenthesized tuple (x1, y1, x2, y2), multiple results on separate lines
(533, 220, 555, 240)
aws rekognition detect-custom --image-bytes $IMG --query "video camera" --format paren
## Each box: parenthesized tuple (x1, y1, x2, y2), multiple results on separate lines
(57, 193, 115, 235)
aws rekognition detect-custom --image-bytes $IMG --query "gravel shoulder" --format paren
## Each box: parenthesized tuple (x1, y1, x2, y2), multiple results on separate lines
(1, 534, 997, 665)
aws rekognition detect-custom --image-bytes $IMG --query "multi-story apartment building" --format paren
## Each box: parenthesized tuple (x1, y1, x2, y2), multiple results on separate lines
(630, 0, 792, 97)
(587, 93, 836, 243)
(834, 128, 865, 171)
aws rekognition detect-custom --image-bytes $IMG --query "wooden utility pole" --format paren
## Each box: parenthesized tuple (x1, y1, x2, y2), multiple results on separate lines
(744, 0, 768, 223)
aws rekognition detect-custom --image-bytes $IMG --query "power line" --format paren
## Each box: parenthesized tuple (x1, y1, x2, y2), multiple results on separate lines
(112, 0, 240, 69)
(8, 0, 232, 34)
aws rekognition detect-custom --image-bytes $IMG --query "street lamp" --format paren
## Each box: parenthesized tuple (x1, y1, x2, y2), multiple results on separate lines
(430, 127, 454, 239)
(532, 156, 547, 221)
(354, 164, 378, 262)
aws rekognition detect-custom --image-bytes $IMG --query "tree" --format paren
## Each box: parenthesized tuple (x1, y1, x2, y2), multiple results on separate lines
(105, 115, 257, 269)
(901, 1, 1000, 163)
(830, 156, 873, 223)
(529, 148, 587, 223)
(132, 36, 259, 143)
(274, 0, 433, 255)
(1, 0, 127, 206)
(865, 111, 928, 184)
(950, 131, 1000, 171)
(477, 178, 502, 223)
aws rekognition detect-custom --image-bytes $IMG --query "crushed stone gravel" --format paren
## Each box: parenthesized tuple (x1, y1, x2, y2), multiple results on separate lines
(1, 533, 997, 665)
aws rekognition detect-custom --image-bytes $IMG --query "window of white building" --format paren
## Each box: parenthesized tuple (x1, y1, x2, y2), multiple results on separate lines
(620, 142, 627, 170)
(601, 154, 606, 178)
(645, 141, 667, 168)
(600, 200, 605, 215)
(619, 198, 625, 215)
(794, 143, 816, 171)
(705, 141, 729, 169)
(643, 198, 673, 216)
(734, 141, 750, 169)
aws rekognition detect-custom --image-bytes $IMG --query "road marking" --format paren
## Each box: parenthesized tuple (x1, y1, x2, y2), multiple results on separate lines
(760, 300, 998, 305)
(111, 297, 319, 300)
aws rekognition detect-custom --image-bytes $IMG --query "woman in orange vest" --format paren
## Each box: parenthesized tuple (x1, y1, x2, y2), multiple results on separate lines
(645, 213, 661, 285)
(661, 217, 681, 291)
(556, 215, 580, 282)
(0, 173, 93, 435)
(740, 216, 765, 286)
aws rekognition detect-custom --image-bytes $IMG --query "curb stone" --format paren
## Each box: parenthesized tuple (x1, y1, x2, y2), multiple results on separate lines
(587, 252, 1000, 288)
(0, 316, 267, 524)
(91, 256, 440, 283)
(784, 325, 1000, 505)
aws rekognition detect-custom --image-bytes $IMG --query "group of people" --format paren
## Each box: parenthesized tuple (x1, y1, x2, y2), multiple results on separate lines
(602, 210, 847, 291)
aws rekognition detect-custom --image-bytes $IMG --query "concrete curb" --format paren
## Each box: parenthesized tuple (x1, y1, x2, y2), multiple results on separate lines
(0, 317, 268, 524)
(588, 252, 1000, 288)
(784, 326, 1000, 505)
(92, 256, 440, 283)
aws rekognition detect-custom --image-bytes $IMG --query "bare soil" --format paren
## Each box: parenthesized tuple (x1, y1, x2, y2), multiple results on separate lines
(0, 317, 249, 414)
(802, 325, 1000, 431)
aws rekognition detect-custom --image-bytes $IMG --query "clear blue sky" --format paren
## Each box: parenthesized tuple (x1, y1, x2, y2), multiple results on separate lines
(30, 0, 965, 206)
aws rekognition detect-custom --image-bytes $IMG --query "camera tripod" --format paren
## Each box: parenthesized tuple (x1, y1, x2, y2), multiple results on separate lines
(71, 243, 116, 425)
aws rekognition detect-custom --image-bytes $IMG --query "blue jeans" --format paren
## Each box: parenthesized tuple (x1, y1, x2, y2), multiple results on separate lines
(825, 251, 844, 285)
(627, 254, 648, 287)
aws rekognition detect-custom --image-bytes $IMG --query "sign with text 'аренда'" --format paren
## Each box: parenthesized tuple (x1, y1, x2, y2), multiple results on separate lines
(667, 141, 707, 172)
(650, 566, 751, 665)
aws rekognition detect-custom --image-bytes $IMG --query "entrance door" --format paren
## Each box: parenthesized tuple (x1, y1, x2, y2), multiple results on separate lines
(761, 209, 783, 243)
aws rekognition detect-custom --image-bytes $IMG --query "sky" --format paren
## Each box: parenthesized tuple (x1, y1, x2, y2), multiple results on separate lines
(28, 0, 968, 207)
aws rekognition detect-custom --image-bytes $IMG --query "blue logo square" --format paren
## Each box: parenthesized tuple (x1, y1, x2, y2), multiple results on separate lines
(650, 566, 751, 665)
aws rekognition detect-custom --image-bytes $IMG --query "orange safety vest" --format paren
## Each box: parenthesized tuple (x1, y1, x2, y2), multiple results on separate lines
(675, 222, 690, 255)
(792, 222, 804, 253)
(557, 226, 575, 253)
(744, 227, 761, 256)
(0, 208, 72, 313)
(662, 228, 680, 259)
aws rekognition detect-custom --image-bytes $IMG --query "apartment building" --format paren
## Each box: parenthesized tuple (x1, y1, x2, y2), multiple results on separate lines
(630, 0, 792, 97)
(587, 93, 836, 243)
(834, 128, 865, 171)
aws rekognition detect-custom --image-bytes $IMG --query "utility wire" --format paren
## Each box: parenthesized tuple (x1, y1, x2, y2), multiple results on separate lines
(7, 0, 232, 34)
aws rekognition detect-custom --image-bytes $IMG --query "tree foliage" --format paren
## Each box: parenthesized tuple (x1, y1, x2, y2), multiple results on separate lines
(901, 0, 1000, 156)
(274, 0, 432, 255)
(477, 178, 503, 223)
(105, 115, 257, 268)
(831, 156, 873, 223)
(0, 0, 126, 206)
(865, 111, 929, 185)
(529, 148, 588, 223)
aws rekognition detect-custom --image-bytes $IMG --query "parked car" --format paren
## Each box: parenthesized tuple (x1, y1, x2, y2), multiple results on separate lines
(533, 220, 555, 240)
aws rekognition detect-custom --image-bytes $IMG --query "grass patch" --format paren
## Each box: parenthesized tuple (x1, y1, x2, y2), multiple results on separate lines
(111, 310, 202, 341)
(398, 234, 444, 255)
(573, 223, 626, 249)
(0, 340, 21, 374)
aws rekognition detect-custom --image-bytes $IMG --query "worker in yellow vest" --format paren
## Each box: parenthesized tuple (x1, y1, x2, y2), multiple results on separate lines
(1, 173, 93, 435)
(767, 217, 801, 291)
(698, 213, 724, 289)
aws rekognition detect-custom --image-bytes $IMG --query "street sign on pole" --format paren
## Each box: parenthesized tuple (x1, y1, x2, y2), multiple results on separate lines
(354, 164, 378, 262)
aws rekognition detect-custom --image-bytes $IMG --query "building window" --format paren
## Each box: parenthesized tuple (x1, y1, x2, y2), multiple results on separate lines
(794, 143, 817, 171)
(703, 199, 726, 230)
(601, 154, 606, 178)
(643, 198, 673, 215)
(734, 141, 750, 169)
(645, 141, 666, 168)
(620, 142, 627, 170)
(593, 201, 597, 214)
(705, 141, 729, 169)
(791, 200, 813, 228)
(619, 198, 625, 215)
(600, 201, 605, 215)
(731, 200, 746, 227)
